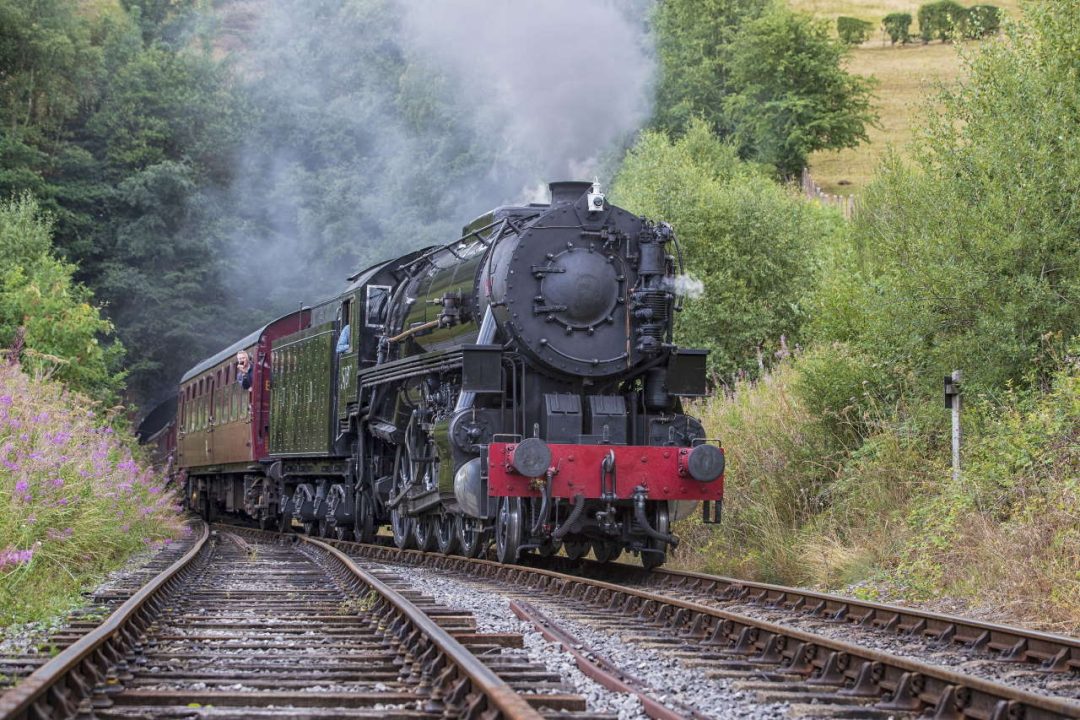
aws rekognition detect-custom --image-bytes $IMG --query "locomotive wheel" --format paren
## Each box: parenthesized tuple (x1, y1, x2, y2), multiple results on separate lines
(354, 491, 377, 544)
(641, 503, 670, 571)
(592, 540, 622, 563)
(390, 508, 416, 550)
(495, 497, 523, 564)
(455, 515, 484, 558)
(413, 515, 438, 552)
(563, 540, 589, 561)
(435, 514, 458, 555)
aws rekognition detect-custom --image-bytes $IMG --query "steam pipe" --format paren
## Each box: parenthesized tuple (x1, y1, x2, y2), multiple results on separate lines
(530, 471, 553, 535)
(633, 490, 679, 548)
(552, 494, 586, 541)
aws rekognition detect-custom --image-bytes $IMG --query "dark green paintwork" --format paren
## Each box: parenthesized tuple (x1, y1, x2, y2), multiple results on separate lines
(270, 321, 336, 455)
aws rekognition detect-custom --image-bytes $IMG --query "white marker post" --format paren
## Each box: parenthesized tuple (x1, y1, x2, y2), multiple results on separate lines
(944, 370, 962, 483)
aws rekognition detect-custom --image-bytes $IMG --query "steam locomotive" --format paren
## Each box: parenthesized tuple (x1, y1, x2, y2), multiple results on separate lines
(154, 181, 724, 568)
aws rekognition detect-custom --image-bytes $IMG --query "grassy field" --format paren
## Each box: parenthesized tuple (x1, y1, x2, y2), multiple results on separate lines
(792, 0, 1022, 194)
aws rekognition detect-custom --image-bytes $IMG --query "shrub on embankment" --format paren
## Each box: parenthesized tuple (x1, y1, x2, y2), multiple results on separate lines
(0, 363, 183, 624)
(673, 344, 1080, 629)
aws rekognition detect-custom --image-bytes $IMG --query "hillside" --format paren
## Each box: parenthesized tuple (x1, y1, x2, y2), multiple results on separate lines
(794, 0, 1021, 193)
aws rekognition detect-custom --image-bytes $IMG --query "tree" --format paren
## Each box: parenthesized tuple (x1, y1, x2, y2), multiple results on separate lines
(0, 195, 124, 401)
(651, 0, 771, 136)
(918, 1, 967, 42)
(612, 120, 843, 380)
(723, 8, 877, 177)
(837, 16, 873, 46)
(882, 13, 913, 44)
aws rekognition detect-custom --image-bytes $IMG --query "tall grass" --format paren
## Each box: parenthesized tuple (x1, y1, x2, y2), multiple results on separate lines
(0, 363, 183, 624)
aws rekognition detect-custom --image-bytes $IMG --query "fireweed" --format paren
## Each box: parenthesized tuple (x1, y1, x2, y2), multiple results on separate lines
(0, 364, 183, 623)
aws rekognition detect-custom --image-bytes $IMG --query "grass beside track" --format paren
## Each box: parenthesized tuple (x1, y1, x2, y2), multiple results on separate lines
(0, 364, 183, 625)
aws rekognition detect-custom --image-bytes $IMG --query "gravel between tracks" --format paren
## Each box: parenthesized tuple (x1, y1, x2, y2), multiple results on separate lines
(367, 560, 793, 720)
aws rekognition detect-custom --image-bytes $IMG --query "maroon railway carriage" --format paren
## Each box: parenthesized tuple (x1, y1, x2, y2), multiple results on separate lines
(175, 309, 309, 520)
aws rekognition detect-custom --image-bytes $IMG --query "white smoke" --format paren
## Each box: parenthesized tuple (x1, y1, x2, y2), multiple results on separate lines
(670, 273, 705, 300)
(401, 1, 654, 186)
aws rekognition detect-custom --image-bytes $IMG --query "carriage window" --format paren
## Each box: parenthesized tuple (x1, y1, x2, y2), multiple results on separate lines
(366, 285, 391, 327)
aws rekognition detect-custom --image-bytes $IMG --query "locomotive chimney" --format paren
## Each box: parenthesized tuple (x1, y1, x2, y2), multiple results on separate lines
(548, 181, 593, 206)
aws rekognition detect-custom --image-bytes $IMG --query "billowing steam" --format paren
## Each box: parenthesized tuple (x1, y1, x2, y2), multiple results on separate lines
(669, 273, 706, 300)
(218, 0, 655, 318)
(401, 1, 654, 185)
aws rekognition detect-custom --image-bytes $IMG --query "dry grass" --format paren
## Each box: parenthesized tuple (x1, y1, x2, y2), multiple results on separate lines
(792, 0, 1022, 194)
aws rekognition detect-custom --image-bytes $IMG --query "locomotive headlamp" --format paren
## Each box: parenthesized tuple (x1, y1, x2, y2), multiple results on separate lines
(510, 437, 552, 477)
(687, 443, 725, 482)
(587, 181, 605, 213)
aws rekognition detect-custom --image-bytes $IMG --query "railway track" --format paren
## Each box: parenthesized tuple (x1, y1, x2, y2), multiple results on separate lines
(7, 521, 1080, 719)
(323, 538, 1080, 720)
(0, 523, 604, 720)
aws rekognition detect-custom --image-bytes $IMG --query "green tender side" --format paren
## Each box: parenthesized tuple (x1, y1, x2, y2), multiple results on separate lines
(270, 321, 336, 455)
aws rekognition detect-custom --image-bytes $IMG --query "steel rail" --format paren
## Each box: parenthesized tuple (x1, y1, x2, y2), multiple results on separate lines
(0, 521, 211, 720)
(579, 560, 1080, 671)
(296, 533, 544, 719)
(511, 599, 705, 720)
(340, 541, 1080, 720)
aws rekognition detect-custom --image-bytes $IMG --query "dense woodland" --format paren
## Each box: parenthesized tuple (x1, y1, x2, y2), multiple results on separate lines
(1, 0, 1078, 626)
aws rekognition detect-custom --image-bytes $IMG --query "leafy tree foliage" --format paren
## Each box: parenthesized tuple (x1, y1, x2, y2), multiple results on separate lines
(810, 1, 1080, 395)
(724, 8, 877, 177)
(918, 0, 967, 42)
(0, 1, 242, 404)
(882, 13, 914, 44)
(0, 195, 123, 400)
(836, 16, 873, 45)
(965, 5, 1002, 38)
(651, 0, 771, 136)
(612, 121, 842, 381)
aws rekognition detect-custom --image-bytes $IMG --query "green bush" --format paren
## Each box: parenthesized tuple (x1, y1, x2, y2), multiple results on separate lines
(917, 0, 967, 42)
(837, 16, 873, 45)
(0, 195, 124, 403)
(611, 120, 843, 381)
(809, 1, 1080, 397)
(790, 343, 893, 448)
(882, 13, 913, 44)
(965, 5, 1001, 38)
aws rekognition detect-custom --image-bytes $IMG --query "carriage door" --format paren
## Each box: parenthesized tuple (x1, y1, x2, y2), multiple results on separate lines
(206, 374, 216, 464)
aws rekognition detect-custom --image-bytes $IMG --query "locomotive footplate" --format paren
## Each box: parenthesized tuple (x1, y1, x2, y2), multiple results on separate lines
(486, 442, 724, 501)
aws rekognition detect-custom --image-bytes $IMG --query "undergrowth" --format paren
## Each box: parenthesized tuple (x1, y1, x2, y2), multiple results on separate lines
(0, 362, 183, 625)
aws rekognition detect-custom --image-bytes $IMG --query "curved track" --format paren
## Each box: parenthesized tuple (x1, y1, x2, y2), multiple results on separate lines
(328, 538, 1080, 719)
